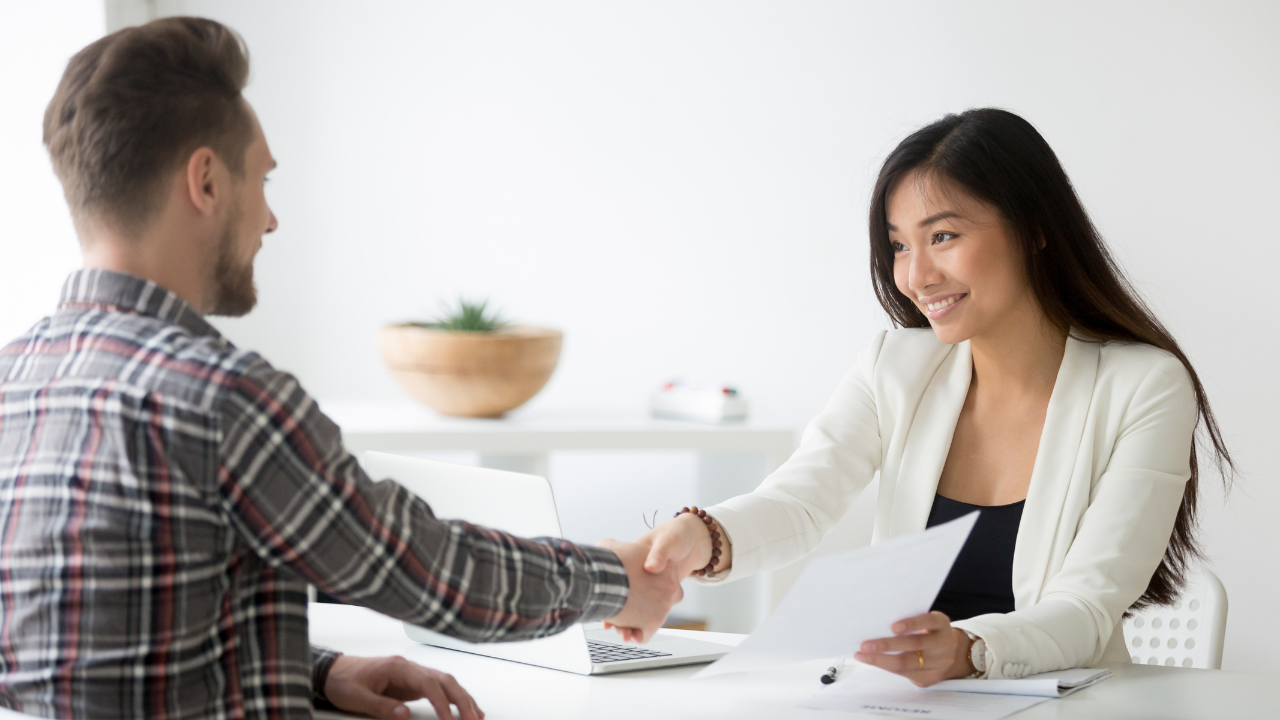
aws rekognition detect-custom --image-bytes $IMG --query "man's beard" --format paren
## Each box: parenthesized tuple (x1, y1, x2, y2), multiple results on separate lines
(208, 207, 258, 317)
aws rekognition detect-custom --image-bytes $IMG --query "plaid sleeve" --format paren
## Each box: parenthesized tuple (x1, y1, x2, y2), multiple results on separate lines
(215, 352, 629, 642)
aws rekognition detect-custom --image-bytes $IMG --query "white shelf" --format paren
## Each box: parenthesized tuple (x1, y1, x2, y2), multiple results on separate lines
(320, 401, 796, 457)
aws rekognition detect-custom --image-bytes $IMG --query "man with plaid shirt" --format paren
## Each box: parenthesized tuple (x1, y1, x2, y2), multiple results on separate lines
(0, 17, 681, 720)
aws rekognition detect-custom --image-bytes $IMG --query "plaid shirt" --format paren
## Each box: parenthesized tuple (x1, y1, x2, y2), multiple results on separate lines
(0, 269, 628, 719)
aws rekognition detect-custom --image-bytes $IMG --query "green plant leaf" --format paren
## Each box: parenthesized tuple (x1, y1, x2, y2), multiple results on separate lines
(408, 297, 508, 333)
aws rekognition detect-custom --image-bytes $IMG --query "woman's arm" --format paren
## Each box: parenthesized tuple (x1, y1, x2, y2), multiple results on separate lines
(952, 354, 1199, 679)
(702, 331, 887, 582)
(639, 331, 888, 586)
(640, 510, 734, 576)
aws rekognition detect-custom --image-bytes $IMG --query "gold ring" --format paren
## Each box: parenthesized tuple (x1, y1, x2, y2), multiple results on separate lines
(917, 651, 925, 670)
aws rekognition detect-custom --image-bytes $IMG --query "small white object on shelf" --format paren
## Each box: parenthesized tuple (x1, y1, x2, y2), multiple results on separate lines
(650, 380, 749, 423)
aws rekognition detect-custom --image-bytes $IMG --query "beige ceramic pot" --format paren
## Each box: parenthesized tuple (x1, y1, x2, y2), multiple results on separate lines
(379, 324, 562, 418)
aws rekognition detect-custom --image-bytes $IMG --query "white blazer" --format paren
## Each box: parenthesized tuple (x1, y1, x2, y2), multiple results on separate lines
(706, 329, 1198, 679)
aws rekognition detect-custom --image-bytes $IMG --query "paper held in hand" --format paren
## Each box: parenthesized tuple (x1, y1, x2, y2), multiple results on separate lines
(693, 511, 978, 679)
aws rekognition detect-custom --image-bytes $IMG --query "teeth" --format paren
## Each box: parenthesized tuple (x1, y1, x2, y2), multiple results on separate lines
(927, 297, 959, 311)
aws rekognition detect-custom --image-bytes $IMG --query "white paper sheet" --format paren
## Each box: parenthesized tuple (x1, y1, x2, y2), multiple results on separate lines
(801, 669, 1048, 720)
(694, 512, 978, 679)
(927, 667, 1113, 697)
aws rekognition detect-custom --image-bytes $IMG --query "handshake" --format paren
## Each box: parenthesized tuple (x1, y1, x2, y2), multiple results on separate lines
(596, 510, 733, 643)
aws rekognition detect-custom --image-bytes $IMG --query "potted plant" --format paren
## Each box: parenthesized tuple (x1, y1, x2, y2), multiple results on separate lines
(379, 299, 562, 418)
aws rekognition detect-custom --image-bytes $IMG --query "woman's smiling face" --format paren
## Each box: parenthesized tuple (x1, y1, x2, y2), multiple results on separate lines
(887, 171, 1035, 345)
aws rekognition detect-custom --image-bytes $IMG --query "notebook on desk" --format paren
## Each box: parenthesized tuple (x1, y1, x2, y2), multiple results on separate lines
(358, 451, 731, 675)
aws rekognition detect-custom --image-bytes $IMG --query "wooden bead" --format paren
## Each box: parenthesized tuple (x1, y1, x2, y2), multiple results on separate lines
(673, 506, 725, 576)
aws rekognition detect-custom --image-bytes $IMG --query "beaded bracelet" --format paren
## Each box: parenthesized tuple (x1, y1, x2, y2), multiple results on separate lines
(674, 506, 723, 577)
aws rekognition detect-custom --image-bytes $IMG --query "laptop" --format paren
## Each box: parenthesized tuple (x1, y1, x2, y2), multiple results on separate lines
(359, 451, 731, 675)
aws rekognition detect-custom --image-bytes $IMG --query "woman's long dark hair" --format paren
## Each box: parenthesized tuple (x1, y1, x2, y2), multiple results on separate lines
(868, 108, 1233, 610)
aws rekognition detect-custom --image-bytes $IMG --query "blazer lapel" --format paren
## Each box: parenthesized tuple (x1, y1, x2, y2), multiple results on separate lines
(881, 340, 972, 540)
(1012, 336, 1100, 608)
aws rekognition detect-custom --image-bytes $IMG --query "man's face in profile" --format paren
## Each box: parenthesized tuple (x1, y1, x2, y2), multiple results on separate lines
(210, 103, 277, 317)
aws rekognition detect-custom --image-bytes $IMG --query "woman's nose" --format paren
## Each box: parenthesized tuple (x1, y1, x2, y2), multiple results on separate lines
(909, 251, 943, 293)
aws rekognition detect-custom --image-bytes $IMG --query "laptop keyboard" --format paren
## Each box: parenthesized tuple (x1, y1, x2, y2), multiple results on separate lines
(587, 640, 674, 664)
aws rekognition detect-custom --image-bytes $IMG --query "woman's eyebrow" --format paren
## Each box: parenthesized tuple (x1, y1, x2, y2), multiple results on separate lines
(886, 210, 962, 232)
(917, 210, 962, 227)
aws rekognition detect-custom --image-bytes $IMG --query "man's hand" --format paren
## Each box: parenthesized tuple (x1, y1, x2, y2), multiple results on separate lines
(597, 538, 684, 644)
(324, 654, 483, 720)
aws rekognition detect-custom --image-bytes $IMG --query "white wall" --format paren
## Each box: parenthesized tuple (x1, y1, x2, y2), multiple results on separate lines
(0, 2, 105, 342)
(8, 0, 1278, 670)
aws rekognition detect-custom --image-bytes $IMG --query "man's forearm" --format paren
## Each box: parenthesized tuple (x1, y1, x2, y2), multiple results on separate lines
(219, 366, 628, 644)
(311, 645, 341, 706)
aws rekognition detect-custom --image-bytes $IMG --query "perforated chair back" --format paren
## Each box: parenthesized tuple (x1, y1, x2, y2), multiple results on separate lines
(1121, 568, 1227, 669)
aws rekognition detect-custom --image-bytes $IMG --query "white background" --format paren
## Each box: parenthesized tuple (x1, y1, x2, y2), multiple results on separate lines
(3, 1, 1278, 672)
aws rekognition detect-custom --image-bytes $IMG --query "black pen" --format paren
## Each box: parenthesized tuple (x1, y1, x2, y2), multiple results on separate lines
(820, 659, 847, 685)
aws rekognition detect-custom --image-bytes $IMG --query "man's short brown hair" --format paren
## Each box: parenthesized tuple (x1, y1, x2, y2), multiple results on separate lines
(44, 17, 254, 235)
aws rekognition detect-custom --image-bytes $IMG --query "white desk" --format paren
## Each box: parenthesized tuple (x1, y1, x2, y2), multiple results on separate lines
(310, 604, 1271, 720)
(321, 402, 797, 632)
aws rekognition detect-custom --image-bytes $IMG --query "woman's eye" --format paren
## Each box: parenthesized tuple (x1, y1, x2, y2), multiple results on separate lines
(891, 241, 907, 252)
(932, 232, 956, 243)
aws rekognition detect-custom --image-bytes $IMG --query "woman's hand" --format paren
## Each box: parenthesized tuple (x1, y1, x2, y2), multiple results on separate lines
(597, 538, 686, 644)
(324, 654, 483, 720)
(854, 611, 975, 687)
(600, 512, 731, 644)
(640, 512, 732, 578)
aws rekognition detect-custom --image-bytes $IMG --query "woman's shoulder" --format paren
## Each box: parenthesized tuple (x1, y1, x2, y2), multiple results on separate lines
(859, 328, 957, 384)
(1093, 337, 1183, 373)
(871, 328, 955, 367)
(1090, 338, 1193, 394)
(877, 327, 950, 355)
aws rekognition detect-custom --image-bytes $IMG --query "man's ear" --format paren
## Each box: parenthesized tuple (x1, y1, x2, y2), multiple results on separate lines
(185, 147, 221, 216)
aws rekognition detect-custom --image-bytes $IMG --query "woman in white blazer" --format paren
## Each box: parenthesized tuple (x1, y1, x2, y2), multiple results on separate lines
(616, 109, 1233, 684)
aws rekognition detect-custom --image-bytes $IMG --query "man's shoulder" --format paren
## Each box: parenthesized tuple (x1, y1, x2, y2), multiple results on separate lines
(88, 314, 304, 427)
(92, 309, 255, 393)
(1, 306, 277, 414)
(71, 309, 307, 421)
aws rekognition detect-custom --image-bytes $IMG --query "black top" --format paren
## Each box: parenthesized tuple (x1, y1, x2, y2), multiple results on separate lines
(926, 494, 1025, 621)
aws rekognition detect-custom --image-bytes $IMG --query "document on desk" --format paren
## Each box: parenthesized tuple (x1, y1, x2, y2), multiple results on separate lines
(928, 667, 1113, 697)
(693, 512, 978, 679)
(801, 668, 1049, 720)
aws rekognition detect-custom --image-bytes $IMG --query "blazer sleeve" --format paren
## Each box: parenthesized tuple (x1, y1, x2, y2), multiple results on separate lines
(952, 355, 1199, 679)
(703, 331, 887, 582)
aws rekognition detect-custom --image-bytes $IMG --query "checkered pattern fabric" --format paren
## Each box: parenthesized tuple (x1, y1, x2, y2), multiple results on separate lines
(0, 269, 628, 719)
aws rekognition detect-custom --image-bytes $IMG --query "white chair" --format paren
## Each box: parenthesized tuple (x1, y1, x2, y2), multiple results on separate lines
(1121, 567, 1228, 669)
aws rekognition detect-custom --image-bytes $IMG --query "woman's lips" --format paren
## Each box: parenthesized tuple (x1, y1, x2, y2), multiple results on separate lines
(922, 293, 967, 319)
